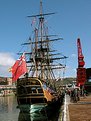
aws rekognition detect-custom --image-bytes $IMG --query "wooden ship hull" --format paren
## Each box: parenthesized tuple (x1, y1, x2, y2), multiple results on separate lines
(17, 77, 63, 110)
(16, 77, 64, 120)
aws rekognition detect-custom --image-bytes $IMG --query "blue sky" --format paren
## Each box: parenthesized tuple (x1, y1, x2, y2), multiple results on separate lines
(0, 0, 91, 78)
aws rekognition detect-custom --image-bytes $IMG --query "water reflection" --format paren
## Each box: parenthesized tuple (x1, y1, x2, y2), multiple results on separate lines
(18, 111, 31, 121)
(0, 96, 60, 121)
(18, 111, 48, 121)
(18, 104, 48, 121)
(0, 96, 14, 112)
(0, 96, 19, 121)
(18, 105, 60, 121)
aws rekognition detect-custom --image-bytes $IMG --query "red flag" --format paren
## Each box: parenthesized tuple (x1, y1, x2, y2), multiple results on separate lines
(12, 53, 27, 81)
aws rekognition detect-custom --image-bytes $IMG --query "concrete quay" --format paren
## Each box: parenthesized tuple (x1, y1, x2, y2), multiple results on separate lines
(60, 93, 91, 121)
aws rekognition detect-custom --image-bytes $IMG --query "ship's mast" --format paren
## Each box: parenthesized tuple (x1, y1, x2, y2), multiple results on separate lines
(35, 28, 38, 77)
(39, 0, 44, 79)
(19, 0, 67, 82)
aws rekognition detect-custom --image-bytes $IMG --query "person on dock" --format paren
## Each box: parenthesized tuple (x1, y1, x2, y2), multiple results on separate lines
(70, 88, 80, 103)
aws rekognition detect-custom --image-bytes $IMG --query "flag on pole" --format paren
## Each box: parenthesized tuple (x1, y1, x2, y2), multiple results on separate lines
(11, 53, 27, 81)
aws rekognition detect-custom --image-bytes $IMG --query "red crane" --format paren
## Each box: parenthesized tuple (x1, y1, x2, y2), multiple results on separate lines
(77, 38, 85, 67)
(77, 38, 86, 86)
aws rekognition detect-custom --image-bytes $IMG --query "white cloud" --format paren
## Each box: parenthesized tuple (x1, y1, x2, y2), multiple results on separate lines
(0, 52, 15, 66)
(0, 52, 16, 77)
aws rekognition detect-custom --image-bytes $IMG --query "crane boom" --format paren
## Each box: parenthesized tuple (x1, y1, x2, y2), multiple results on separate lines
(77, 38, 85, 67)
(77, 38, 86, 86)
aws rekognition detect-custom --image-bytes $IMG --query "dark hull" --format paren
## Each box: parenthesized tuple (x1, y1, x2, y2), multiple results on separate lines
(18, 95, 64, 121)
(17, 77, 64, 120)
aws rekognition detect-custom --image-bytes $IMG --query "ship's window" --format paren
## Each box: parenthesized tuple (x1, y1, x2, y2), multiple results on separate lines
(37, 87, 43, 93)
(31, 87, 37, 93)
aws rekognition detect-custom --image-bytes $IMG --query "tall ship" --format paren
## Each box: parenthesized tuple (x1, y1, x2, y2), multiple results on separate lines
(11, 0, 66, 120)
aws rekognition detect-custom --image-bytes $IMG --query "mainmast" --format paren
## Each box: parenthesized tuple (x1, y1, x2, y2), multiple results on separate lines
(19, 0, 67, 82)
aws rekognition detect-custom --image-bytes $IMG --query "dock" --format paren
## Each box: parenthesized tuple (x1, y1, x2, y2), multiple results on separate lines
(0, 85, 16, 96)
(62, 93, 91, 121)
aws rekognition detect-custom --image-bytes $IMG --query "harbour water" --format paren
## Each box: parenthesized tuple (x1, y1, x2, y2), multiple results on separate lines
(0, 96, 61, 121)
(0, 96, 19, 121)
